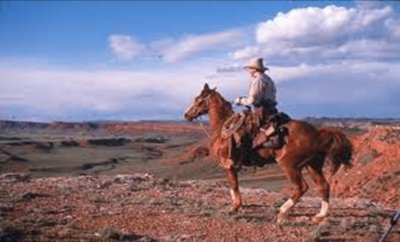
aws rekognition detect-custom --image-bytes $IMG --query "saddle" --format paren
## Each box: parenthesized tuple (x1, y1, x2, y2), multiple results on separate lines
(221, 109, 291, 167)
(252, 112, 291, 149)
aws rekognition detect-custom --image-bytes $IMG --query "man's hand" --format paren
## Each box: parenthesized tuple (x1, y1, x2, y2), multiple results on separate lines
(234, 97, 243, 105)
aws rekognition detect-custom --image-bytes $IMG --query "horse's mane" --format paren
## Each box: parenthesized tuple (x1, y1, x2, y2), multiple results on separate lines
(209, 90, 234, 119)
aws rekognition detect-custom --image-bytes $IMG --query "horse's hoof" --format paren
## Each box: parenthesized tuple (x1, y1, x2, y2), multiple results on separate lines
(276, 212, 287, 224)
(312, 215, 326, 224)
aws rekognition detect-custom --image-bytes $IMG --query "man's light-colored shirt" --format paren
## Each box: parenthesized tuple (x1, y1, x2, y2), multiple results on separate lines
(238, 72, 277, 106)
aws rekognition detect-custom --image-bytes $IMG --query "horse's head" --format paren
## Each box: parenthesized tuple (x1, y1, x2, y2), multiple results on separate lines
(184, 83, 216, 121)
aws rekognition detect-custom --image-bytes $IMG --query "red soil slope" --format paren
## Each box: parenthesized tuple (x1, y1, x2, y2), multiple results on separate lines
(332, 126, 400, 208)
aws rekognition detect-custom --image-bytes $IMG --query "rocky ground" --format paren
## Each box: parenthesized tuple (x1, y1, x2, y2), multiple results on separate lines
(332, 126, 400, 209)
(0, 120, 399, 241)
(0, 173, 398, 242)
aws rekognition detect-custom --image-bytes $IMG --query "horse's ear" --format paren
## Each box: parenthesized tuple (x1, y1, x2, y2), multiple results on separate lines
(203, 83, 210, 91)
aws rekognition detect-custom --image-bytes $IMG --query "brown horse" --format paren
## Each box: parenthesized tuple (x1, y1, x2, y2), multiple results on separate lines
(184, 83, 352, 223)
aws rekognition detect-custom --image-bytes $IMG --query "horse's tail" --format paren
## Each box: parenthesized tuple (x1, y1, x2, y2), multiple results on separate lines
(318, 127, 353, 176)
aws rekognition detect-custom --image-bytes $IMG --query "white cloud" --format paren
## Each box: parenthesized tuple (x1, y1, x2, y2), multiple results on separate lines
(0, 59, 244, 121)
(230, 46, 261, 60)
(256, 5, 392, 46)
(232, 4, 399, 64)
(153, 29, 244, 63)
(108, 35, 145, 60)
(386, 18, 400, 40)
(108, 29, 244, 63)
(1, 57, 400, 120)
(277, 61, 400, 117)
(270, 63, 321, 82)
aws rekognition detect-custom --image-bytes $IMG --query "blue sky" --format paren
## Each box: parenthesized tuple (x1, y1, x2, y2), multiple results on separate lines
(1, 1, 400, 121)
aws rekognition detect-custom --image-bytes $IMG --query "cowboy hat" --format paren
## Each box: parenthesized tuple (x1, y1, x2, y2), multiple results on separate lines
(244, 58, 269, 71)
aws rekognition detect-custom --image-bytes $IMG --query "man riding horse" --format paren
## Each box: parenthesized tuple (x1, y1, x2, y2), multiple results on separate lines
(184, 81, 352, 223)
(234, 57, 284, 149)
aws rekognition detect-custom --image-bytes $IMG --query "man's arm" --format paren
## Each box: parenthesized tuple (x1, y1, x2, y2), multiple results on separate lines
(236, 79, 261, 105)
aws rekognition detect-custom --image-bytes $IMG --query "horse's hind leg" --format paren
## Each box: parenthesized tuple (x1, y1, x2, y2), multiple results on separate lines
(225, 166, 242, 212)
(277, 166, 308, 223)
(306, 164, 330, 223)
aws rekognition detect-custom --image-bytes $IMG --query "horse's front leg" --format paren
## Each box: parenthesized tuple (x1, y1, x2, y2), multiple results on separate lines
(225, 164, 242, 213)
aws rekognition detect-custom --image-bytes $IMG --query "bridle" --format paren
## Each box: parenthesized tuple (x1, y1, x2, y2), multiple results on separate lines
(187, 90, 238, 139)
(197, 116, 211, 138)
(190, 91, 215, 138)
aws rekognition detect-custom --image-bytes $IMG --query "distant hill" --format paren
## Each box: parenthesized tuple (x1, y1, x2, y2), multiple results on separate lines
(0, 119, 203, 135)
(1, 118, 399, 133)
(304, 117, 400, 129)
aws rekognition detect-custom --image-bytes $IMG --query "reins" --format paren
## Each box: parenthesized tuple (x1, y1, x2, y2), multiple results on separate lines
(197, 116, 211, 138)
(194, 92, 214, 138)
(221, 112, 246, 139)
